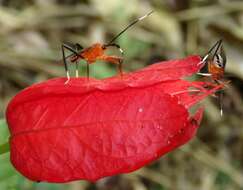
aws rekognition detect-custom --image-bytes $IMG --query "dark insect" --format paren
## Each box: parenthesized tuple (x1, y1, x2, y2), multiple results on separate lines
(198, 39, 229, 116)
(61, 11, 153, 83)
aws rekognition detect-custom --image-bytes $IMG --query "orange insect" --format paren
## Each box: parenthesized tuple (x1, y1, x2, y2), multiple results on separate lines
(61, 11, 153, 83)
(198, 39, 229, 116)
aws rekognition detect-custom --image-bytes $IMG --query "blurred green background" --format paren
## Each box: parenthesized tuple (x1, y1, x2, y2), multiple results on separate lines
(0, 0, 243, 189)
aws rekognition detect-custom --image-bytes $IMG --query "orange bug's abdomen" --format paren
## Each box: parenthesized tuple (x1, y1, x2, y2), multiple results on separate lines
(208, 61, 224, 80)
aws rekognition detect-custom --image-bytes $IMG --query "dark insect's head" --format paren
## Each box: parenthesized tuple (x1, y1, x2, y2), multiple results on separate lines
(204, 39, 226, 69)
(213, 50, 226, 69)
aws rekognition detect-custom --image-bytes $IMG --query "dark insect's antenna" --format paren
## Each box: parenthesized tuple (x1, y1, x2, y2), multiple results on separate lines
(106, 10, 154, 46)
(212, 40, 223, 58)
(201, 39, 222, 63)
(207, 39, 222, 57)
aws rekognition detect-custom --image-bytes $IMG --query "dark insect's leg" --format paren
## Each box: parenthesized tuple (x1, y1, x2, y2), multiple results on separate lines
(219, 91, 224, 116)
(214, 79, 224, 116)
(75, 45, 79, 78)
(214, 79, 221, 85)
(197, 73, 212, 76)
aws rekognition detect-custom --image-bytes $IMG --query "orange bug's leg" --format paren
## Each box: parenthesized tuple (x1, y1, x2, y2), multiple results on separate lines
(118, 59, 123, 77)
(62, 43, 83, 83)
(61, 44, 70, 84)
(75, 43, 83, 51)
(74, 43, 84, 78)
(103, 44, 124, 77)
(75, 61, 79, 78)
(86, 62, 90, 80)
(104, 43, 124, 55)
(98, 55, 123, 76)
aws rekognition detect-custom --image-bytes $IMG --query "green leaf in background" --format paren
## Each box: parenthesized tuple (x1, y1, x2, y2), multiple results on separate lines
(119, 36, 149, 60)
(0, 119, 25, 190)
(0, 119, 10, 154)
(0, 142, 9, 155)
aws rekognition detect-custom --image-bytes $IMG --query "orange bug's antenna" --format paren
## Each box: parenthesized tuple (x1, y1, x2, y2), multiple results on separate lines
(105, 10, 154, 47)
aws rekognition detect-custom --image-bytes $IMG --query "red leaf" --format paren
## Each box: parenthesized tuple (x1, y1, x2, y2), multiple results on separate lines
(102, 55, 202, 88)
(6, 55, 220, 183)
